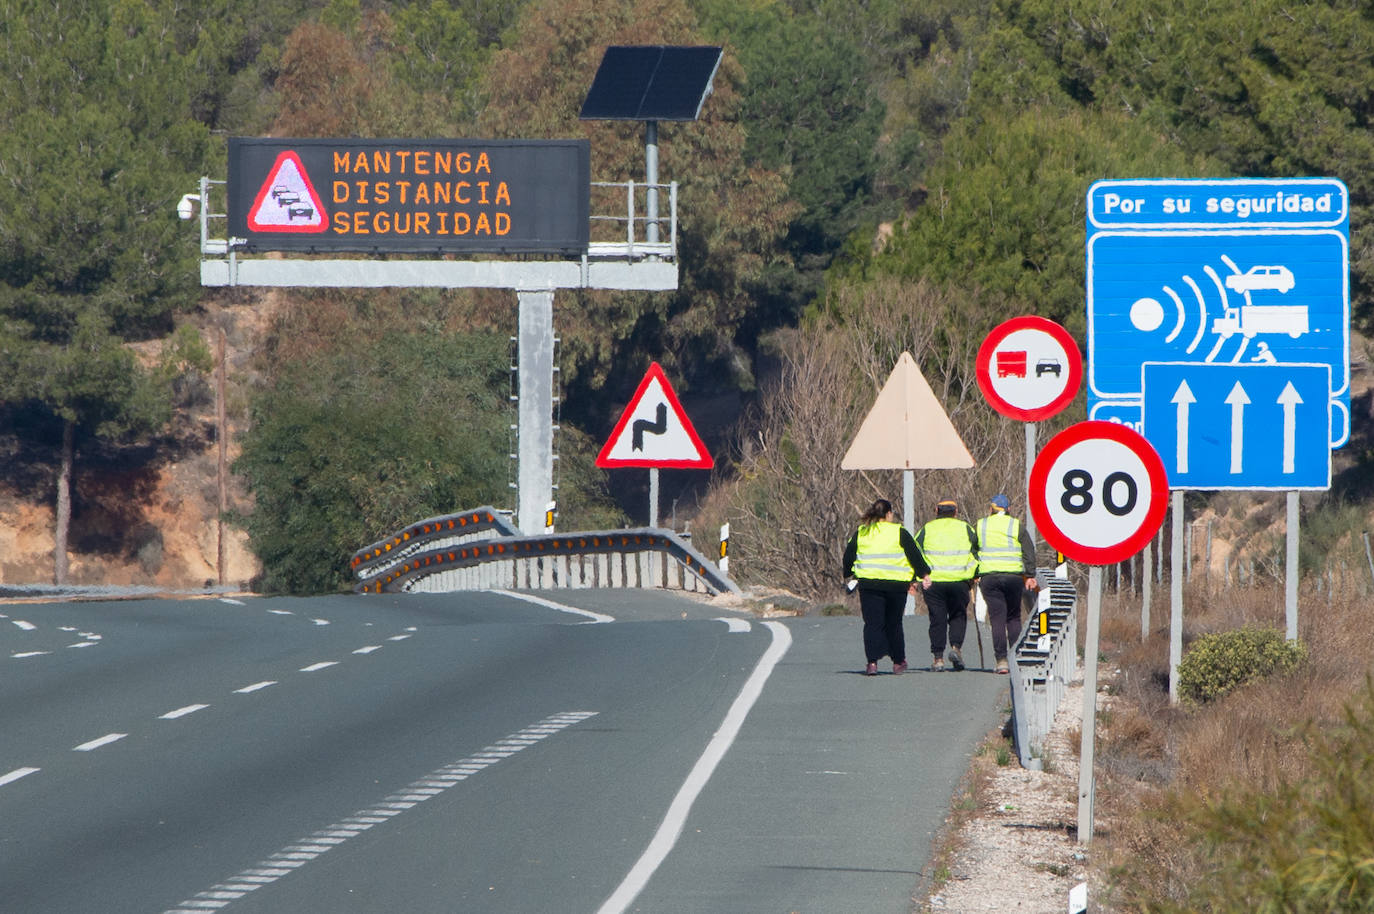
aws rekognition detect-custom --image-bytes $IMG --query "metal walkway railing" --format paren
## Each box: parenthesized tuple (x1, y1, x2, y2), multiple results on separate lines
(351, 509, 739, 597)
(1008, 572, 1079, 770)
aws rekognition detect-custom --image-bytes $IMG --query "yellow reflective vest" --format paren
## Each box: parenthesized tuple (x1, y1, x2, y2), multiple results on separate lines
(853, 521, 915, 582)
(918, 517, 977, 581)
(976, 512, 1023, 574)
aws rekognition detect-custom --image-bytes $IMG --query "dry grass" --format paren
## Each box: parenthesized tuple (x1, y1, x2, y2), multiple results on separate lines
(1084, 580, 1374, 911)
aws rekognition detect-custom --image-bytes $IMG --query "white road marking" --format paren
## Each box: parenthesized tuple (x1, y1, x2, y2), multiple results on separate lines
(597, 620, 793, 914)
(161, 704, 210, 720)
(352, 646, 381, 654)
(716, 617, 751, 633)
(11, 620, 35, 631)
(220, 598, 245, 605)
(386, 634, 411, 642)
(0, 767, 40, 787)
(489, 589, 615, 623)
(311, 619, 329, 626)
(299, 662, 338, 672)
(12, 651, 50, 658)
(234, 681, 277, 694)
(268, 610, 293, 616)
(74, 733, 128, 752)
(67, 641, 98, 649)
(163, 711, 599, 914)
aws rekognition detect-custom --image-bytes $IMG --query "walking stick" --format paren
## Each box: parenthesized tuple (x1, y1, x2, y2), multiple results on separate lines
(972, 581, 985, 668)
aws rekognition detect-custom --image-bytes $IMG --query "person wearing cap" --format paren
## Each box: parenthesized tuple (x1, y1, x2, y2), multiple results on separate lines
(976, 493, 1039, 674)
(842, 498, 931, 675)
(914, 498, 979, 672)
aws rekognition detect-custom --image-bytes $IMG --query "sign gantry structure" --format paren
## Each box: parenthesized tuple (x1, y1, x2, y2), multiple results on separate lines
(185, 47, 723, 536)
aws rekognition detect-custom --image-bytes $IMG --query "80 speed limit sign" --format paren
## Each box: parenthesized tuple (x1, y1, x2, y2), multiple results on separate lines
(1028, 421, 1168, 565)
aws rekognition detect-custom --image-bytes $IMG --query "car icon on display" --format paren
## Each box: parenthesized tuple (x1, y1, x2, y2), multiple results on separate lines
(287, 205, 314, 220)
(1035, 358, 1061, 378)
(271, 185, 300, 206)
(1225, 265, 1295, 294)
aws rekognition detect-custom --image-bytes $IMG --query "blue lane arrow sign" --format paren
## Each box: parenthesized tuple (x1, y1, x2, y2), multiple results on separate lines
(1141, 362, 1330, 490)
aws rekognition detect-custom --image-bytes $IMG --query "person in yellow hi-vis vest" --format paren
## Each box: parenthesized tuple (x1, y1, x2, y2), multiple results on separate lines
(975, 494, 1039, 674)
(842, 498, 931, 676)
(915, 498, 979, 672)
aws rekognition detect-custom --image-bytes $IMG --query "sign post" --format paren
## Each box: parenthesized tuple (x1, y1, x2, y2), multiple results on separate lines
(1029, 421, 1168, 845)
(976, 315, 1083, 547)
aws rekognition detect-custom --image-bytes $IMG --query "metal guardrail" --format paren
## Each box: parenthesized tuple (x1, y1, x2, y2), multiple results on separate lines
(1008, 571, 1079, 770)
(350, 507, 519, 579)
(352, 512, 739, 597)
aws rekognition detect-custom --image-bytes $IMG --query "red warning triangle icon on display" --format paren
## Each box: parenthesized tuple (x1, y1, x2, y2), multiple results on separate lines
(247, 150, 327, 233)
(596, 362, 713, 469)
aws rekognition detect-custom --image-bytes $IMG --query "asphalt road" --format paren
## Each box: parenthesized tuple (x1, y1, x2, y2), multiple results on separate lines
(0, 590, 1011, 913)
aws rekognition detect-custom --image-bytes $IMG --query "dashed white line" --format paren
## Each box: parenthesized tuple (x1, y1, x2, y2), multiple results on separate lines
(268, 610, 293, 616)
(74, 733, 128, 752)
(234, 681, 277, 694)
(0, 767, 40, 787)
(353, 646, 381, 654)
(386, 634, 411, 642)
(161, 704, 210, 720)
(310, 619, 330, 626)
(11, 620, 35, 631)
(299, 662, 338, 672)
(12, 651, 50, 658)
(220, 598, 245, 605)
(163, 711, 598, 914)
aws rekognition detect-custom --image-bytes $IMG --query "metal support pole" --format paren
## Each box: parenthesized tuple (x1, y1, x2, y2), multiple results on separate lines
(649, 468, 660, 528)
(1024, 422, 1037, 547)
(1169, 491, 1184, 705)
(1141, 541, 1152, 642)
(1078, 564, 1102, 846)
(1286, 491, 1299, 641)
(645, 121, 659, 245)
(904, 469, 916, 616)
(516, 289, 555, 534)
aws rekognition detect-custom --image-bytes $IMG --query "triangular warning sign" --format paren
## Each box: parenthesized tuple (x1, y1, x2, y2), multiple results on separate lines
(247, 150, 327, 233)
(841, 351, 975, 470)
(597, 362, 713, 469)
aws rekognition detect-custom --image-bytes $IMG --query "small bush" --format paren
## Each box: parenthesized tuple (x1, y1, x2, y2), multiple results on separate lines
(1177, 627, 1307, 706)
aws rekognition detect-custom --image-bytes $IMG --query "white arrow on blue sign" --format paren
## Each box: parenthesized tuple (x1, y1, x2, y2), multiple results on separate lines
(1086, 177, 1349, 452)
(1141, 362, 1330, 490)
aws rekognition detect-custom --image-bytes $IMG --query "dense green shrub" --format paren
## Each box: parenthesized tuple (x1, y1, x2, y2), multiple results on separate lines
(1177, 627, 1307, 706)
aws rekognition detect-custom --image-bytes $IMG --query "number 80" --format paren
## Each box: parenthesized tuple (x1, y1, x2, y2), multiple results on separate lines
(1060, 469, 1138, 517)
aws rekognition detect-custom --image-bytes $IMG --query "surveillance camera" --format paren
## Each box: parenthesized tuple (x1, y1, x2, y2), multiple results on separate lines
(177, 194, 198, 220)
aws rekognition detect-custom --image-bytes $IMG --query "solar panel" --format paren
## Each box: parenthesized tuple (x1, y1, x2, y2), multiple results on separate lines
(580, 46, 723, 121)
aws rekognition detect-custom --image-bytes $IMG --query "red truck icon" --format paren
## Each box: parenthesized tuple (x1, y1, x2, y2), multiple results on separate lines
(996, 350, 1028, 378)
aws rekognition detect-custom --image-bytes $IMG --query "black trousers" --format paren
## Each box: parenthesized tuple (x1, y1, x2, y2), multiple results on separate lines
(858, 586, 907, 664)
(923, 580, 970, 655)
(978, 573, 1026, 660)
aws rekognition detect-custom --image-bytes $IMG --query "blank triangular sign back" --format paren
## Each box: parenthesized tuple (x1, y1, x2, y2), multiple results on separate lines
(841, 351, 975, 470)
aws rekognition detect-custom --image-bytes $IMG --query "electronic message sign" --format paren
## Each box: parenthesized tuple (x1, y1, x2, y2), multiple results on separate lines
(227, 138, 590, 255)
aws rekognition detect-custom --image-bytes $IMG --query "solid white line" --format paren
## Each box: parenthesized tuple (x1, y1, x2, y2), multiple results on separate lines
(0, 767, 40, 787)
(716, 617, 751, 633)
(161, 704, 210, 720)
(234, 681, 277, 694)
(299, 661, 337, 672)
(596, 621, 792, 914)
(489, 589, 614, 623)
(74, 733, 128, 752)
